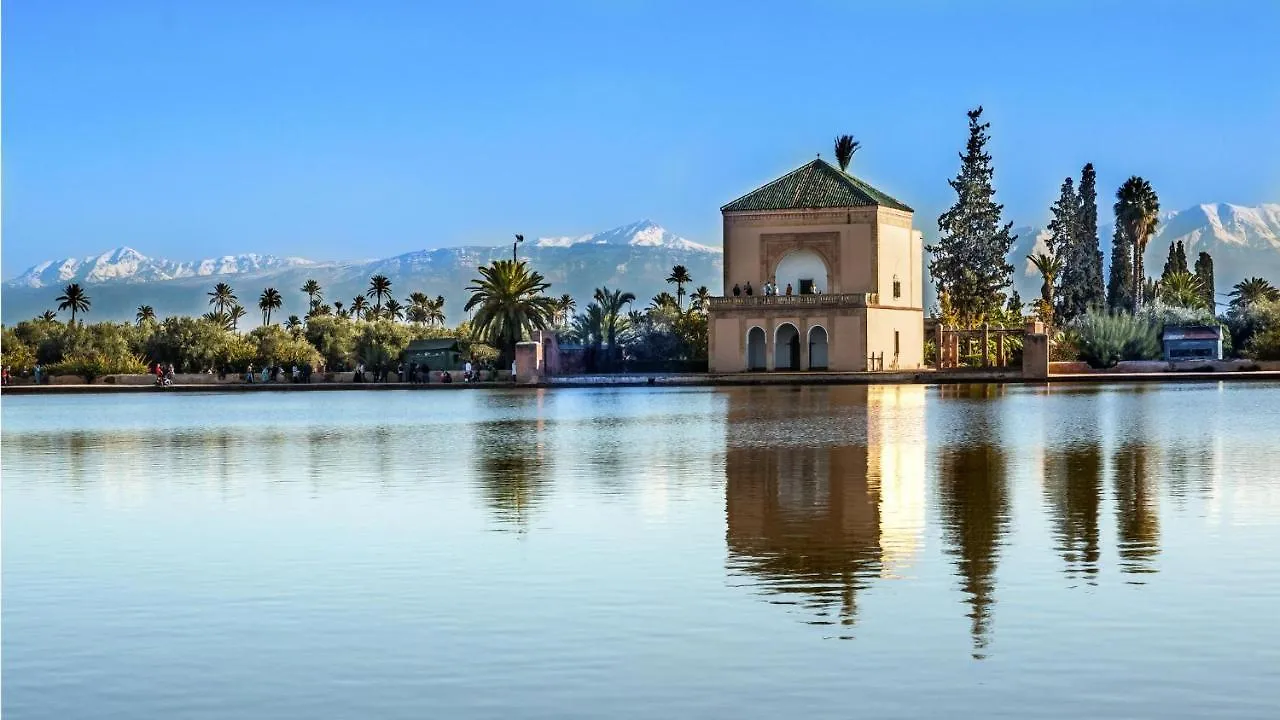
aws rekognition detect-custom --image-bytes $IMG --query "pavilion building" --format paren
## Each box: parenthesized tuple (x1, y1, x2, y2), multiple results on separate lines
(708, 158, 925, 372)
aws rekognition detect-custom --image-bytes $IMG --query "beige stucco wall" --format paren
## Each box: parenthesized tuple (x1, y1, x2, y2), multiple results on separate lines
(865, 306, 925, 370)
(723, 211, 878, 294)
(709, 309, 868, 372)
(874, 219, 924, 309)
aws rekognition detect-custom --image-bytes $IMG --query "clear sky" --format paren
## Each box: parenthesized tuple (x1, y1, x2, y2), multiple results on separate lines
(3, 0, 1278, 274)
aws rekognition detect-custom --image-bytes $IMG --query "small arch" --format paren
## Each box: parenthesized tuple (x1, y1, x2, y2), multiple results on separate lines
(808, 325, 829, 370)
(746, 326, 767, 371)
(774, 323, 800, 371)
(773, 249, 831, 295)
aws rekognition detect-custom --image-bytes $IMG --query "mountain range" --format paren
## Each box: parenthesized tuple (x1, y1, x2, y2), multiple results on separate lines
(4, 205, 1277, 325)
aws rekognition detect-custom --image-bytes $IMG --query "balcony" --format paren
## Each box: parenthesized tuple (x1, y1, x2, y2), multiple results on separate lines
(707, 293, 878, 310)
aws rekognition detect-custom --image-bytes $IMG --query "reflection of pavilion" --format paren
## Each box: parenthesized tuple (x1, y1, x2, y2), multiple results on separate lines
(724, 386, 926, 629)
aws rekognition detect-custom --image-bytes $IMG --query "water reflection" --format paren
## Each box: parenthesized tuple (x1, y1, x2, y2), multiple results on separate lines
(1114, 441, 1159, 578)
(471, 393, 552, 530)
(1043, 441, 1104, 583)
(935, 390, 1010, 659)
(723, 386, 927, 635)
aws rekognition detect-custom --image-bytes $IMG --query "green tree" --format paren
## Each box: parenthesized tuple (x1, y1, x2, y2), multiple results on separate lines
(1228, 277, 1279, 310)
(207, 282, 237, 314)
(426, 295, 446, 326)
(1028, 252, 1063, 325)
(691, 285, 713, 312)
(258, 287, 283, 325)
(928, 106, 1016, 326)
(556, 293, 576, 326)
(833, 134, 860, 172)
(1106, 224, 1134, 312)
(283, 315, 304, 335)
(39, 310, 58, 322)
(593, 286, 636, 367)
(300, 279, 323, 308)
(1159, 272, 1207, 310)
(201, 311, 234, 330)
(1074, 163, 1106, 313)
(333, 300, 346, 318)
(367, 274, 393, 314)
(136, 305, 156, 326)
(1114, 176, 1161, 307)
(56, 283, 91, 325)
(650, 292, 678, 311)
(1193, 251, 1215, 311)
(384, 298, 404, 322)
(1046, 177, 1080, 322)
(570, 303, 607, 364)
(228, 304, 247, 331)
(349, 295, 368, 320)
(464, 259, 556, 365)
(1161, 240, 1189, 281)
(666, 265, 692, 310)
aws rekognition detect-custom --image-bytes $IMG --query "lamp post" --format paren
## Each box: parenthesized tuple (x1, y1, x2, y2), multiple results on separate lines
(513, 234, 524, 263)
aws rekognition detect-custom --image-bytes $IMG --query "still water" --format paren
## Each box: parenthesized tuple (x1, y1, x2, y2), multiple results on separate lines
(4, 383, 1280, 719)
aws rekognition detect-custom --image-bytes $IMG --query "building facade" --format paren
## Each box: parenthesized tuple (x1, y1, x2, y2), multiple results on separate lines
(708, 158, 925, 372)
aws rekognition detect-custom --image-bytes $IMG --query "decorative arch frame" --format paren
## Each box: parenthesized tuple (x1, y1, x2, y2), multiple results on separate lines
(760, 232, 839, 291)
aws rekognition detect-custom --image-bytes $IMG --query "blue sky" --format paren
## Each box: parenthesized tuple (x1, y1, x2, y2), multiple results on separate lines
(4, 0, 1278, 273)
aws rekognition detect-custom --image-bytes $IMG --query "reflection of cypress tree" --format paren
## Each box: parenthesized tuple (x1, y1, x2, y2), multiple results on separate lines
(725, 445, 881, 631)
(937, 442, 1009, 659)
(1114, 441, 1159, 576)
(1043, 442, 1103, 582)
(474, 419, 548, 529)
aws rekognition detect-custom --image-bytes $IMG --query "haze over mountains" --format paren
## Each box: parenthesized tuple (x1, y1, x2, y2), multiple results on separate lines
(4, 205, 1278, 325)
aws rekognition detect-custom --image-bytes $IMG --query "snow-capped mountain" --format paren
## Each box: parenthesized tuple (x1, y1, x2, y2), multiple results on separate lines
(1005, 203, 1280, 308)
(1, 221, 723, 326)
(9, 247, 316, 289)
(535, 219, 720, 252)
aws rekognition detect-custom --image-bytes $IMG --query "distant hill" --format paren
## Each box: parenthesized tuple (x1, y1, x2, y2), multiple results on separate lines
(1, 221, 723, 326)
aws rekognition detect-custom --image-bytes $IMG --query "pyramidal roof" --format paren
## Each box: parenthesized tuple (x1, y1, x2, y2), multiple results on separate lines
(721, 158, 913, 214)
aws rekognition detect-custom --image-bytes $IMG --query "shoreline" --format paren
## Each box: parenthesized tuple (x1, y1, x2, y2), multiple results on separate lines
(5, 369, 1280, 395)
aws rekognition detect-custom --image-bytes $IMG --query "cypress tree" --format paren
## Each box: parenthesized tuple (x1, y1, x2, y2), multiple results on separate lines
(1075, 164, 1105, 309)
(1176, 241, 1188, 275)
(1107, 225, 1134, 312)
(1047, 177, 1082, 323)
(928, 106, 1017, 326)
(1194, 251, 1215, 311)
(1006, 289, 1023, 316)
(1162, 240, 1189, 281)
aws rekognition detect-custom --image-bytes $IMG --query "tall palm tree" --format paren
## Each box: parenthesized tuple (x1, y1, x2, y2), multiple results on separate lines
(691, 285, 712, 312)
(56, 283, 91, 324)
(1027, 253, 1064, 321)
(1114, 176, 1161, 307)
(349, 295, 368, 320)
(571, 302, 607, 359)
(464, 259, 557, 364)
(666, 265, 692, 310)
(333, 300, 346, 318)
(406, 291, 430, 313)
(384, 298, 404, 322)
(310, 303, 333, 318)
(1229, 277, 1280, 310)
(1160, 271, 1207, 310)
(426, 295, 446, 326)
(283, 315, 304, 335)
(258, 287, 283, 325)
(367, 274, 393, 314)
(834, 134, 861, 172)
(556, 293, 576, 326)
(228, 304, 247, 331)
(136, 305, 156, 325)
(300, 279, 323, 308)
(593, 286, 636, 363)
(208, 282, 237, 314)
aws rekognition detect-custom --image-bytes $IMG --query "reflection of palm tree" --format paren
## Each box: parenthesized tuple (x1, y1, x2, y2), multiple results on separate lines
(473, 418, 549, 529)
(937, 441, 1009, 659)
(1043, 442, 1103, 582)
(725, 444, 882, 632)
(1114, 442, 1159, 578)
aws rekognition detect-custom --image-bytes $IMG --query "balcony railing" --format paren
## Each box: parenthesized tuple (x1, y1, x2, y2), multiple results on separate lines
(707, 293, 878, 310)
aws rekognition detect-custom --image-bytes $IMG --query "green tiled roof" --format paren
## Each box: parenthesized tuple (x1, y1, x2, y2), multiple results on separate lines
(721, 158, 913, 213)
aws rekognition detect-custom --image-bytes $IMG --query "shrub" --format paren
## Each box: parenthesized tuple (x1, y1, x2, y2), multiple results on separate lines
(1073, 311, 1160, 368)
(1050, 329, 1079, 362)
(1245, 326, 1280, 360)
(2, 328, 37, 372)
(1226, 299, 1280, 358)
(48, 352, 148, 382)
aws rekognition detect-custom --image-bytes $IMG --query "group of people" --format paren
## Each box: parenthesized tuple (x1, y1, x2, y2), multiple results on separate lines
(243, 362, 315, 384)
(349, 358, 494, 384)
(731, 279, 812, 297)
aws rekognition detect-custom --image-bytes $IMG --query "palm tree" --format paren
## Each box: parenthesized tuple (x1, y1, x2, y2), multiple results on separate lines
(593, 286, 636, 365)
(834, 134, 861, 172)
(258, 287, 283, 325)
(228, 304, 247, 331)
(1160, 272, 1208, 310)
(426, 295, 446, 326)
(384, 298, 404, 322)
(300, 279, 323, 308)
(349, 296, 368, 320)
(208, 282, 237, 314)
(1027, 253, 1064, 323)
(1114, 176, 1161, 307)
(571, 303, 607, 360)
(556, 293, 576, 326)
(406, 305, 428, 324)
(283, 315, 304, 335)
(406, 291, 430, 314)
(38, 310, 58, 322)
(691, 285, 713, 312)
(666, 265, 692, 310)
(310, 303, 333, 318)
(367, 274, 393, 314)
(333, 300, 346, 318)
(201, 311, 233, 330)
(56, 283, 91, 324)
(650, 292, 678, 311)
(1229, 277, 1280, 310)
(136, 305, 156, 325)
(464, 259, 557, 364)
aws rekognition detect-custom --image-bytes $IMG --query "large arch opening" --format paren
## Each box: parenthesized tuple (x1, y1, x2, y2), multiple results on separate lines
(773, 249, 830, 295)
(775, 323, 800, 371)
(746, 327, 767, 371)
(808, 326, 829, 370)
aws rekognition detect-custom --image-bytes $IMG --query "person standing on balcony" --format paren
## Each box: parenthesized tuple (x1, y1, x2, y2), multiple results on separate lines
(785, 283, 793, 296)
(745, 282, 753, 296)
(732, 283, 741, 297)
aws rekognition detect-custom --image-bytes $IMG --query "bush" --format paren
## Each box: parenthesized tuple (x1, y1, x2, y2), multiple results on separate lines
(1050, 329, 1079, 362)
(48, 352, 148, 382)
(1245, 326, 1280, 360)
(1226, 299, 1280, 358)
(1073, 311, 1160, 368)
(2, 328, 37, 372)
